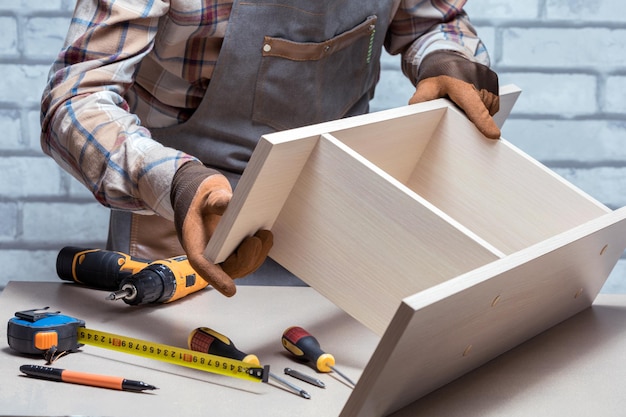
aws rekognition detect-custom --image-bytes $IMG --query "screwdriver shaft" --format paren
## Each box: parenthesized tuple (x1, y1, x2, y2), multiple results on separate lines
(330, 365, 356, 386)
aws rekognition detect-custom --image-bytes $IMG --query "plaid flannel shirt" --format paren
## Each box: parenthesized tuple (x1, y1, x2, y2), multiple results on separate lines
(41, 0, 490, 220)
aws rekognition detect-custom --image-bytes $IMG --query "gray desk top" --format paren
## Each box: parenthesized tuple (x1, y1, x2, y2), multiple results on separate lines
(391, 292, 626, 417)
(0, 281, 379, 417)
(2, 281, 626, 417)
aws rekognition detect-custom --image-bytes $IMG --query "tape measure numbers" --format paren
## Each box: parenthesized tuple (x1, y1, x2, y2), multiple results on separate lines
(7, 308, 268, 383)
(77, 327, 266, 382)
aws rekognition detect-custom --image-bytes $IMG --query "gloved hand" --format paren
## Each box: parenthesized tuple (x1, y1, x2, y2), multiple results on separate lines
(171, 162, 273, 297)
(409, 50, 501, 139)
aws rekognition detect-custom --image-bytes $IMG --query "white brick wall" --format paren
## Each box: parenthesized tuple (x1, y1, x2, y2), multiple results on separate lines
(1, 0, 625, 292)
(0, 0, 110, 289)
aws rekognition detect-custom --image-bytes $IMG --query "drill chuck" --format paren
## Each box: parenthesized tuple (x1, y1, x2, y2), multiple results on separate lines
(117, 263, 177, 305)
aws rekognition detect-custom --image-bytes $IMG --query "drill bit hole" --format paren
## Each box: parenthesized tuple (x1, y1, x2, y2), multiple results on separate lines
(600, 244, 609, 256)
(491, 295, 501, 307)
(463, 345, 473, 357)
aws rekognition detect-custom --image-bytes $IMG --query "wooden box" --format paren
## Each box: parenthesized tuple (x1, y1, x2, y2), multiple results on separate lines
(206, 85, 626, 416)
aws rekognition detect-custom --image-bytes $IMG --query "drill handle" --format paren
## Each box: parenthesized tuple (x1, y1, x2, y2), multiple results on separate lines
(56, 247, 148, 290)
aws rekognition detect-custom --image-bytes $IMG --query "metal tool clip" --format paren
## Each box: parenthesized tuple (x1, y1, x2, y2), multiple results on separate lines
(14, 307, 60, 322)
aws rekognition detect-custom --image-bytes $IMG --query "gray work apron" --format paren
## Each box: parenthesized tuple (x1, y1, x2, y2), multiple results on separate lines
(108, 0, 397, 285)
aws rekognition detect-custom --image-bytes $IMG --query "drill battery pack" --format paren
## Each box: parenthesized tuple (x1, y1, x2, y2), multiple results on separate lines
(7, 307, 85, 355)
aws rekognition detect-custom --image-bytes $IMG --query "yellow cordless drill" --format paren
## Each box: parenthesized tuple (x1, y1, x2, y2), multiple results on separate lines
(56, 247, 208, 305)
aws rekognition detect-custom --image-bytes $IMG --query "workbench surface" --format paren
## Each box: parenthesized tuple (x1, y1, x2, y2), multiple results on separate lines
(0, 281, 379, 417)
(2, 281, 626, 416)
(389, 292, 626, 417)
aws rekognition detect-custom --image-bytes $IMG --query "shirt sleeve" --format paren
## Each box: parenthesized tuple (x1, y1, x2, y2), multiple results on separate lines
(386, 0, 491, 85)
(40, 0, 195, 221)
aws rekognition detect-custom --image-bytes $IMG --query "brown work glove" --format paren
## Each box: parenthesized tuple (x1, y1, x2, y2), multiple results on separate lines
(409, 50, 501, 139)
(171, 162, 273, 297)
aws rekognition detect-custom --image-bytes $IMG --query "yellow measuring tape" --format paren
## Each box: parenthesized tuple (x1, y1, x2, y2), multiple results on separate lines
(77, 327, 268, 383)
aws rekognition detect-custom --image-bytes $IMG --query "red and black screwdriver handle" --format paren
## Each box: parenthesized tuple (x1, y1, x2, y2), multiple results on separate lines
(188, 327, 261, 365)
(281, 326, 335, 372)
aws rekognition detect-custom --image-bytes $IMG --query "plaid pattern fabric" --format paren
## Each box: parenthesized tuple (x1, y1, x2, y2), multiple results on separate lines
(40, 0, 489, 220)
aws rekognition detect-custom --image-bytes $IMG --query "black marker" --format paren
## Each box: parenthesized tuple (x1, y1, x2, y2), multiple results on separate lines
(20, 364, 158, 392)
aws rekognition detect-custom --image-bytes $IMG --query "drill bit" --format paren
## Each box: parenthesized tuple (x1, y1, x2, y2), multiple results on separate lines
(106, 284, 136, 301)
(284, 367, 326, 388)
(270, 372, 311, 399)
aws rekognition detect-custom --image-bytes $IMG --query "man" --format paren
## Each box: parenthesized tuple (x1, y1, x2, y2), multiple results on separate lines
(41, 0, 500, 297)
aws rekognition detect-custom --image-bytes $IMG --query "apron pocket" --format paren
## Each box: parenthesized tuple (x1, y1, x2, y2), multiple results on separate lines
(253, 15, 378, 131)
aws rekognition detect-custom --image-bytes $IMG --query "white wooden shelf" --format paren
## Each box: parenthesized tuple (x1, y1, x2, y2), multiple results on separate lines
(205, 85, 626, 416)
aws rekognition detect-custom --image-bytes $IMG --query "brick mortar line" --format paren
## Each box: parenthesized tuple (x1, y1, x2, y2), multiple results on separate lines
(0, 58, 59, 65)
(473, 20, 626, 29)
(0, 241, 106, 251)
(507, 114, 626, 121)
(0, 197, 98, 203)
(0, 11, 73, 18)
(537, 0, 548, 19)
(0, 152, 48, 158)
(15, 199, 23, 239)
(545, 161, 626, 169)
(494, 67, 624, 75)
(0, 101, 42, 107)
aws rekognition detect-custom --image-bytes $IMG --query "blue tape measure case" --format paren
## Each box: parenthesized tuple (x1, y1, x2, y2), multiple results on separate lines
(7, 309, 85, 355)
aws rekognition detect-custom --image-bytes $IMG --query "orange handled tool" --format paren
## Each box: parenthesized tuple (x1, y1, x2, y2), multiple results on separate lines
(282, 326, 356, 386)
(19, 364, 157, 391)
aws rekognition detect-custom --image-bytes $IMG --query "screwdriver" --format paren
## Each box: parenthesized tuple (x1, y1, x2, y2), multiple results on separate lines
(189, 327, 311, 399)
(282, 326, 356, 387)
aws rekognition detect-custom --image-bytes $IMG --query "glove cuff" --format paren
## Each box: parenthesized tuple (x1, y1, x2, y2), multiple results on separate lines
(170, 162, 222, 241)
(418, 50, 499, 98)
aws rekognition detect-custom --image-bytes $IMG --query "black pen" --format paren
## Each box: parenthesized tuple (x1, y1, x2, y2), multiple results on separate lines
(20, 364, 158, 392)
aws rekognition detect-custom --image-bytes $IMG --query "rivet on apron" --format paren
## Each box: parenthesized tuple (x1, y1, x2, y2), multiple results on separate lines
(263, 43, 272, 52)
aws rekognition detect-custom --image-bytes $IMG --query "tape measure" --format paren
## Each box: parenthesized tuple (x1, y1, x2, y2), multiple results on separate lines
(7, 307, 268, 383)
